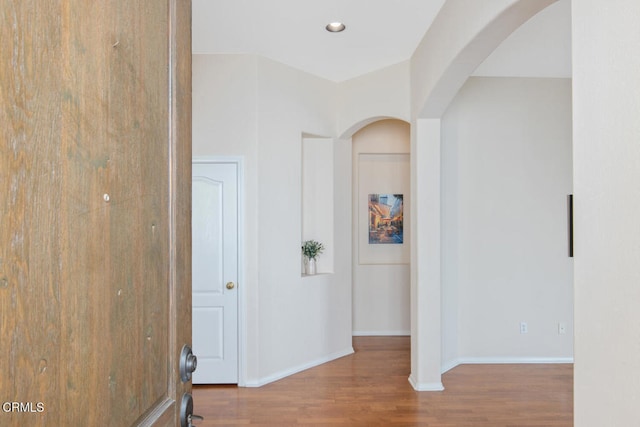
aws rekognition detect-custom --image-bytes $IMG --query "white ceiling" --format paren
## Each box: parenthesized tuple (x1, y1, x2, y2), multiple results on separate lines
(192, 0, 571, 83)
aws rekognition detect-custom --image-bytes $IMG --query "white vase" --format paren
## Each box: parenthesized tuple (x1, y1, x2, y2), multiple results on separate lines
(305, 258, 317, 275)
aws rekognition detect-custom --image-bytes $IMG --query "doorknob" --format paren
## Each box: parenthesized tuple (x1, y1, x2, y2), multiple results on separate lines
(180, 345, 198, 382)
(226, 282, 235, 290)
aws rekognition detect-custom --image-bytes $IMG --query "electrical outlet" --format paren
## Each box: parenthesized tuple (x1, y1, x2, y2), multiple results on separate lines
(558, 322, 566, 335)
(520, 322, 528, 334)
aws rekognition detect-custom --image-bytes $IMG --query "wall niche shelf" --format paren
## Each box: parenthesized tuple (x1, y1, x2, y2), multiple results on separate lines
(301, 136, 335, 276)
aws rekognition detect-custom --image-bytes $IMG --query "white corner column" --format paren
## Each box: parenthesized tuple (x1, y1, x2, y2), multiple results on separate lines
(573, 0, 640, 424)
(409, 118, 443, 391)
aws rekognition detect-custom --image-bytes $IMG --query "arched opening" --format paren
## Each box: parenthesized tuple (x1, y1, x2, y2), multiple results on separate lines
(409, 0, 566, 390)
(350, 119, 411, 337)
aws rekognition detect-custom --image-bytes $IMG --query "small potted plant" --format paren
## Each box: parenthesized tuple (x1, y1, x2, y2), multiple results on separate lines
(302, 240, 324, 275)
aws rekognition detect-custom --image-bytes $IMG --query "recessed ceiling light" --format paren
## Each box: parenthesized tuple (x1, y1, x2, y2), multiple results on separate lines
(325, 22, 346, 33)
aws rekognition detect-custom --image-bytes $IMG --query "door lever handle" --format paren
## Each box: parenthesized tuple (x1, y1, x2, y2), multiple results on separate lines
(188, 414, 204, 426)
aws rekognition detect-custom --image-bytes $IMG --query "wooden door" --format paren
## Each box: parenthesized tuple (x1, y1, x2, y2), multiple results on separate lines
(0, 1, 192, 426)
(192, 162, 239, 384)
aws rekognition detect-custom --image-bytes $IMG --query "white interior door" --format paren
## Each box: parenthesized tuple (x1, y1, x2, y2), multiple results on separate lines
(192, 162, 239, 384)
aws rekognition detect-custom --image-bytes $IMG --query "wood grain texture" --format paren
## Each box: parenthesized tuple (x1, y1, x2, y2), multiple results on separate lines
(167, 0, 194, 425)
(193, 337, 573, 426)
(1, 1, 191, 425)
(1, 2, 64, 425)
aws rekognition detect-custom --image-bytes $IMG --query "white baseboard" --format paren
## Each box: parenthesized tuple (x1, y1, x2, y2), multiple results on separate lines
(244, 347, 355, 387)
(441, 356, 574, 374)
(352, 330, 410, 336)
(408, 375, 445, 391)
(441, 359, 461, 374)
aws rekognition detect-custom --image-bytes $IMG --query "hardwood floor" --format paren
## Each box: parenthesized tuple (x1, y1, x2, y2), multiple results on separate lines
(192, 336, 573, 426)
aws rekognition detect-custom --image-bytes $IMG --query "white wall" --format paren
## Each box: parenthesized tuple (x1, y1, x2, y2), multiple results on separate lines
(572, 0, 640, 424)
(352, 120, 410, 335)
(441, 76, 573, 368)
(255, 57, 352, 384)
(192, 54, 353, 386)
(473, 0, 571, 78)
(337, 62, 410, 137)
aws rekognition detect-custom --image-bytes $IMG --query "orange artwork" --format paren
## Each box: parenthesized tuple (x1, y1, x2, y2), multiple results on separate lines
(368, 194, 403, 244)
